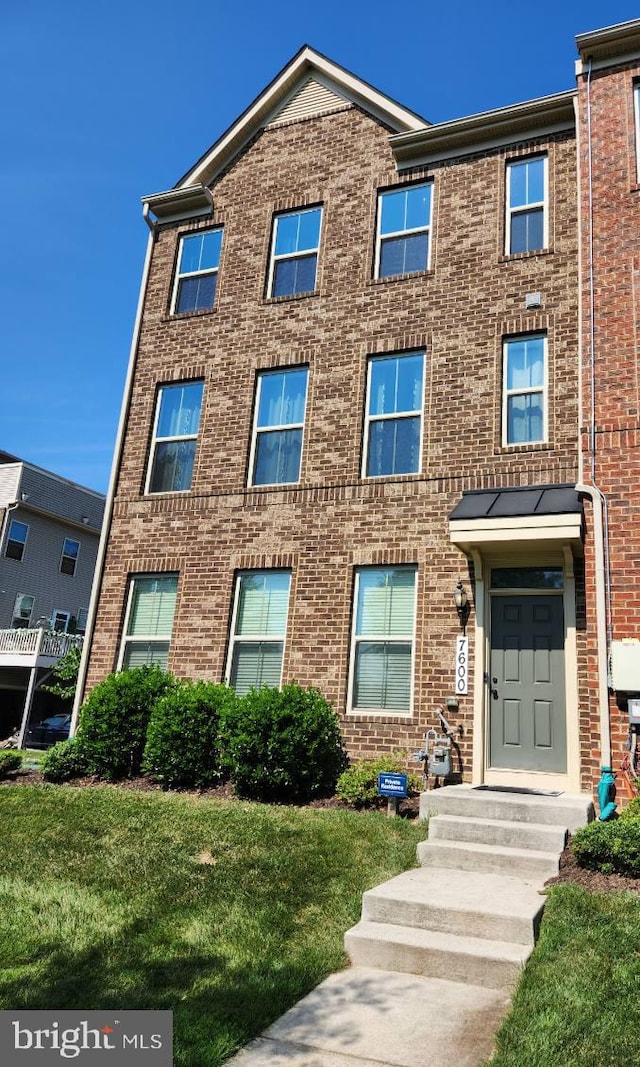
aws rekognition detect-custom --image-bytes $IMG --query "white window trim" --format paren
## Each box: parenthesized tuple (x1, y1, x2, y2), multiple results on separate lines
(267, 207, 323, 299)
(116, 574, 178, 671)
(502, 334, 548, 447)
(60, 537, 81, 576)
(6, 519, 29, 561)
(12, 593, 35, 628)
(361, 352, 425, 479)
(347, 565, 418, 717)
(634, 84, 640, 184)
(224, 570, 291, 689)
(144, 381, 204, 495)
(374, 183, 433, 279)
(505, 156, 548, 255)
(170, 229, 222, 315)
(51, 609, 71, 633)
(248, 367, 309, 488)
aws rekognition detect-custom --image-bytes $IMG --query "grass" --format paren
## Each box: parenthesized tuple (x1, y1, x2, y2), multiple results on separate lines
(488, 884, 640, 1067)
(0, 785, 426, 1066)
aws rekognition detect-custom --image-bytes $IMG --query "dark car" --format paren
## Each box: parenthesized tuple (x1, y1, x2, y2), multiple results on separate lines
(26, 713, 72, 748)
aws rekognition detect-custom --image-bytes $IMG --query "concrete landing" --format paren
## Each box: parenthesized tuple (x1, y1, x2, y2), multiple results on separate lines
(226, 966, 511, 1067)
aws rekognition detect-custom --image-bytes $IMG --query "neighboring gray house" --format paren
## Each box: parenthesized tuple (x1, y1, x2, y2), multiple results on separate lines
(0, 451, 104, 744)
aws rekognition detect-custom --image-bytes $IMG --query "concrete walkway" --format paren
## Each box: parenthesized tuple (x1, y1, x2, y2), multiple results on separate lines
(228, 786, 594, 1067)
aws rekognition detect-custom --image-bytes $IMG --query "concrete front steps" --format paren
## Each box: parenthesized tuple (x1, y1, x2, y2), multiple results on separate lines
(345, 784, 594, 992)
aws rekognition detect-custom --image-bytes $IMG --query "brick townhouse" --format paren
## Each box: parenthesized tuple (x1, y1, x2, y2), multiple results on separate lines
(76, 38, 595, 794)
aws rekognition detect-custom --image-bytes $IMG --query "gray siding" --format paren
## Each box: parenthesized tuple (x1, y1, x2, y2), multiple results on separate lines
(20, 466, 104, 529)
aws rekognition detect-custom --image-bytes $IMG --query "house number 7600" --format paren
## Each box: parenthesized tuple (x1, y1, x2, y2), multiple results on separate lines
(455, 635, 468, 695)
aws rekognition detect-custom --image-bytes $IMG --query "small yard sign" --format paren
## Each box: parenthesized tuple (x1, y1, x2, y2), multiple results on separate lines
(377, 773, 408, 798)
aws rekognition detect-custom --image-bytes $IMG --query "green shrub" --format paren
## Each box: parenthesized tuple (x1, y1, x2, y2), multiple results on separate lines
(76, 666, 175, 779)
(40, 738, 89, 783)
(572, 818, 640, 877)
(619, 796, 640, 820)
(336, 754, 423, 807)
(142, 680, 235, 789)
(220, 684, 347, 802)
(0, 751, 22, 778)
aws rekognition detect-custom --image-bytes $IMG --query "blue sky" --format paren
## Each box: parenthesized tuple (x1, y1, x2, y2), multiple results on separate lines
(1, 0, 637, 494)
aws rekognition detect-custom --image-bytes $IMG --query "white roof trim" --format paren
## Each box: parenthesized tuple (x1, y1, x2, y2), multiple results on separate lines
(179, 46, 428, 189)
(450, 513, 583, 553)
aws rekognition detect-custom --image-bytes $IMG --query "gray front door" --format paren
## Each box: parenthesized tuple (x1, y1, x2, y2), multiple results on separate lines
(489, 595, 566, 772)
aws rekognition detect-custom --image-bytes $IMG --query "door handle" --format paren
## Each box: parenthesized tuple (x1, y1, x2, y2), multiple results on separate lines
(491, 676, 498, 700)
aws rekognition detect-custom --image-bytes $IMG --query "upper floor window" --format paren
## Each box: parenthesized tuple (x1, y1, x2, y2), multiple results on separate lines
(502, 334, 547, 445)
(60, 538, 80, 576)
(12, 593, 34, 629)
(634, 84, 640, 182)
(363, 352, 424, 477)
(249, 367, 309, 486)
(376, 183, 432, 278)
(147, 380, 204, 494)
(268, 207, 322, 298)
(172, 229, 223, 314)
(349, 566, 417, 715)
(119, 574, 178, 670)
(227, 570, 291, 695)
(506, 157, 547, 255)
(5, 520, 28, 561)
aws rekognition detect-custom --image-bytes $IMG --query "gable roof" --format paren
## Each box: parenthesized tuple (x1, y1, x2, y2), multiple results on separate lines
(176, 45, 429, 191)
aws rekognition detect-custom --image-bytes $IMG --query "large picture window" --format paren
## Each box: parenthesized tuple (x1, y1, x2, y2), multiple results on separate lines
(227, 571, 291, 695)
(506, 157, 547, 255)
(119, 574, 178, 670)
(349, 566, 417, 714)
(147, 381, 204, 493)
(172, 229, 223, 314)
(375, 183, 432, 278)
(268, 208, 322, 298)
(250, 367, 308, 486)
(503, 334, 547, 445)
(363, 353, 424, 477)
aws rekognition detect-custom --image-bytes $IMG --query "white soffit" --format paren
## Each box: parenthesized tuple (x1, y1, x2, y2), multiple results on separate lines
(450, 514, 584, 553)
(178, 45, 429, 189)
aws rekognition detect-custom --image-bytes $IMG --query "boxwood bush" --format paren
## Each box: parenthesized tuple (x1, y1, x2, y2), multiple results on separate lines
(336, 755, 423, 807)
(219, 684, 347, 802)
(76, 666, 175, 779)
(572, 818, 640, 877)
(143, 680, 236, 789)
(0, 751, 22, 779)
(40, 738, 89, 783)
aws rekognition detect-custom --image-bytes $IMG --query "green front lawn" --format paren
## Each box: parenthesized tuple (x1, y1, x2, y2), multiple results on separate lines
(0, 785, 425, 1066)
(488, 884, 640, 1067)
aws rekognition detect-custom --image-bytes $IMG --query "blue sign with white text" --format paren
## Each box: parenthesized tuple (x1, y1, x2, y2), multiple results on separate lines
(377, 773, 408, 798)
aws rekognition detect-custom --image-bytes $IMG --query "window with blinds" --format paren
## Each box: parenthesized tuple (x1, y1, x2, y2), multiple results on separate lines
(119, 574, 178, 671)
(349, 566, 416, 713)
(227, 571, 291, 695)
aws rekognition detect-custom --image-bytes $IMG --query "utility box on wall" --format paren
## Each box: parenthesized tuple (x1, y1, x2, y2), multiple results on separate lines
(610, 640, 640, 692)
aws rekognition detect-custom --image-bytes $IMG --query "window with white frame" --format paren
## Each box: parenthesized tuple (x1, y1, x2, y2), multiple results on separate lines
(119, 574, 178, 670)
(172, 229, 223, 314)
(268, 207, 322, 298)
(60, 538, 80, 576)
(147, 380, 204, 493)
(506, 157, 547, 255)
(634, 84, 640, 182)
(12, 593, 34, 629)
(363, 352, 424, 477)
(250, 367, 309, 486)
(349, 566, 417, 714)
(5, 519, 28, 561)
(376, 183, 432, 278)
(76, 608, 89, 634)
(51, 609, 71, 633)
(503, 334, 547, 445)
(227, 571, 291, 695)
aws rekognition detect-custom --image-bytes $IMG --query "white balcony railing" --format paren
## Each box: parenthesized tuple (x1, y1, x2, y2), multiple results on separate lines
(0, 629, 83, 661)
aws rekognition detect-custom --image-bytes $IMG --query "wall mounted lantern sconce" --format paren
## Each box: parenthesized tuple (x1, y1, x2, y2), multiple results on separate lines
(453, 579, 470, 630)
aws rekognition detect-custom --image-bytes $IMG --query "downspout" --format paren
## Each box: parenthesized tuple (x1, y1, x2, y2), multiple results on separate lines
(575, 57, 614, 810)
(70, 207, 157, 732)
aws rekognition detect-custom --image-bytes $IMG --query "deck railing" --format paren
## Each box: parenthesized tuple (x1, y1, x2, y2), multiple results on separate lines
(0, 629, 84, 659)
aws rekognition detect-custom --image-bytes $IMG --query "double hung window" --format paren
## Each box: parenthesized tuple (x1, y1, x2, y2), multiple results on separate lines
(227, 571, 291, 695)
(60, 538, 80, 576)
(12, 593, 34, 629)
(250, 367, 308, 486)
(173, 229, 223, 313)
(506, 157, 547, 255)
(268, 208, 322, 298)
(5, 520, 28, 561)
(376, 183, 432, 278)
(147, 381, 204, 494)
(119, 574, 178, 670)
(503, 335, 547, 445)
(349, 566, 417, 714)
(363, 353, 424, 477)
(635, 85, 640, 182)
